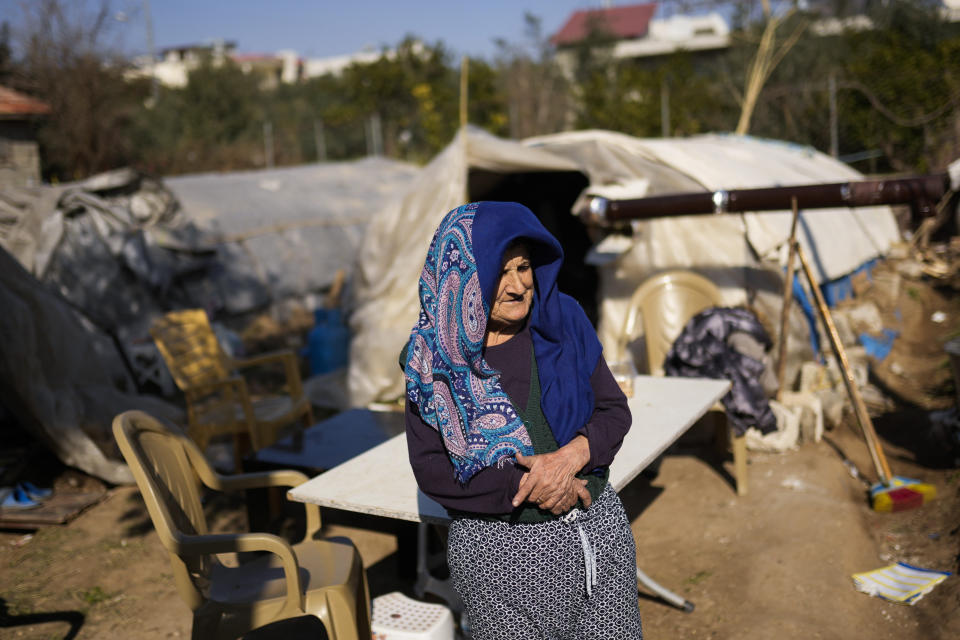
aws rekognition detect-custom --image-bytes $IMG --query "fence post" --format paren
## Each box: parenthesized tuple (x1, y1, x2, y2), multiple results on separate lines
(367, 113, 383, 157)
(314, 118, 327, 162)
(263, 121, 274, 168)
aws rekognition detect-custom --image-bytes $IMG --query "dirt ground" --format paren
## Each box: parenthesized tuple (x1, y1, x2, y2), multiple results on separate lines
(2, 252, 959, 639)
(1, 417, 957, 640)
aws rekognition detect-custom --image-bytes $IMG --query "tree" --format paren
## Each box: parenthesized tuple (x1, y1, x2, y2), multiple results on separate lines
(730, 0, 960, 172)
(298, 38, 465, 162)
(132, 56, 264, 174)
(464, 57, 509, 137)
(839, 0, 960, 171)
(6, 0, 147, 180)
(0, 22, 12, 83)
(494, 14, 571, 138)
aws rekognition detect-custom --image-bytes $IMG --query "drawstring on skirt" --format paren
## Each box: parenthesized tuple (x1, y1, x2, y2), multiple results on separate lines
(563, 508, 598, 598)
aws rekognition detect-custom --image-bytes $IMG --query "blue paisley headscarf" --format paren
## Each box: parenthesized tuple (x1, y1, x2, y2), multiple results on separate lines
(404, 201, 602, 484)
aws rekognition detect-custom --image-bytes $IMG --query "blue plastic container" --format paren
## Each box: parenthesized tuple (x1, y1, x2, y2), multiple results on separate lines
(306, 308, 349, 375)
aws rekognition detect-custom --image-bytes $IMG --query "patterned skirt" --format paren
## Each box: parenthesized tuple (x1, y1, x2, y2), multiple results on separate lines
(447, 484, 643, 640)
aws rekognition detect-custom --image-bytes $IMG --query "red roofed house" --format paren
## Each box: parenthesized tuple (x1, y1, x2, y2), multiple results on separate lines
(551, 3, 730, 69)
(0, 85, 50, 188)
(551, 2, 658, 47)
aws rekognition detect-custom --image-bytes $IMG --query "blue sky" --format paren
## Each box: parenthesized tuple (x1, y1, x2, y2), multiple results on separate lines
(141, 0, 605, 60)
(1, 1, 628, 61)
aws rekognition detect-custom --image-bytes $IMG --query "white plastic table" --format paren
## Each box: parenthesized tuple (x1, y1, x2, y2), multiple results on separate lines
(289, 375, 731, 611)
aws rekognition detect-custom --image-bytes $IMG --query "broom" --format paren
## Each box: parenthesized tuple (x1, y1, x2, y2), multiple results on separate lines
(794, 242, 935, 512)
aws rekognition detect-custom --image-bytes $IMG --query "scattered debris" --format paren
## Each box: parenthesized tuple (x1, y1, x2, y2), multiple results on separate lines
(746, 400, 800, 452)
(9, 534, 32, 547)
(779, 391, 824, 443)
(852, 562, 951, 604)
(850, 244, 959, 410)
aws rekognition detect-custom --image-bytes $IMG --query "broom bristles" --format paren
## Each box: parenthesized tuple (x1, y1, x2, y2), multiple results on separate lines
(870, 476, 936, 512)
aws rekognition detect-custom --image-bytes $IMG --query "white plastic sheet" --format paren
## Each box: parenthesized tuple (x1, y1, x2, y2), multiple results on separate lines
(345, 129, 901, 405)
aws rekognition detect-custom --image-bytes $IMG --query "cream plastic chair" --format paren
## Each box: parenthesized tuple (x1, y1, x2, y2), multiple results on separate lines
(619, 270, 749, 496)
(150, 309, 315, 459)
(113, 410, 370, 640)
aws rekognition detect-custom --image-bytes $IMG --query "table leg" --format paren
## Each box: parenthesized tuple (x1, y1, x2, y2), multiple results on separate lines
(413, 522, 464, 615)
(636, 567, 695, 612)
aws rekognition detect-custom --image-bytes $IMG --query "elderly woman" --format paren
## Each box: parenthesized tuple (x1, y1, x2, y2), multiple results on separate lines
(403, 201, 642, 639)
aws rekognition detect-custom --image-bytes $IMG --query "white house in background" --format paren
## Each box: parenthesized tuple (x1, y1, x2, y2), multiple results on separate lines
(944, 0, 960, 20)
(551, 0, 959, 70)
(232, 50, 302, 88)
(551, 3, 730, 63)
(127, 40, 413, 88)
(301, 41, 424, 79)
(127, 40, 301, 88)
(614, 12, 730, 59)
(550, 3, 730, 80)
(302, 48, 384, 78)
(127, 40, 237, 88)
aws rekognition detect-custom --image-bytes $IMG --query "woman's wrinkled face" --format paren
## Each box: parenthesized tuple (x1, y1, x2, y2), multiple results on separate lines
(488, 244, 534, 330)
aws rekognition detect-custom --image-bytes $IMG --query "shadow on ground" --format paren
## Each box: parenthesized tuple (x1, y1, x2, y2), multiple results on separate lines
(0, 598, 84, 640)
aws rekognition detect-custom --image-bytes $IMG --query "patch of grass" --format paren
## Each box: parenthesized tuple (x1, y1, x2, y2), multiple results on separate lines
(685, 570, 713, 585)
(3, 596, 36, 616)
(77, 586, 111, 606)
(98, 536, 142, 555)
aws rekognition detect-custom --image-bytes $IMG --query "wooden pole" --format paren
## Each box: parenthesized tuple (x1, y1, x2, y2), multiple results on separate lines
(460, 55, 469, 129)
(795, 242, 892, 484)
(660, 76, 670, 138)
(263, 121, 274, 169)
(776, 197, 801, 401)
(828, 72, 839, 158)
(314, 118, 327, 163)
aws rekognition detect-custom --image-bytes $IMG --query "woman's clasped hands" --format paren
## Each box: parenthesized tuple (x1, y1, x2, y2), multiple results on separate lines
(512, 435, 592, 515)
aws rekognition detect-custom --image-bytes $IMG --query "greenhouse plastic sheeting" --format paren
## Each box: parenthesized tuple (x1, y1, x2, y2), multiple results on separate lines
(346, 128, 901, 406)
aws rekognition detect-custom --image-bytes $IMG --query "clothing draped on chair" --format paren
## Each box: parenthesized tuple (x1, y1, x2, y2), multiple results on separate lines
(663, 307, 777, 436)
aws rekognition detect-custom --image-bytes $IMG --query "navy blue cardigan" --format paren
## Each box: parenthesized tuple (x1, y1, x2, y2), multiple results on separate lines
(404, 326, 631, 516)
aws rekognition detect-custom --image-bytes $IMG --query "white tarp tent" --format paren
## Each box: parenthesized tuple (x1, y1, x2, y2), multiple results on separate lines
(527, 130, 900, 355)
(346, 127, 901, 406)
(166, 157, 419, 302)
(347, 128, 583, 406)
(0, 160, 419, 481)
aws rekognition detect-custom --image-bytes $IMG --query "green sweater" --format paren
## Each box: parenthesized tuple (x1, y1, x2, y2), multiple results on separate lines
(458, 347, 608, 524)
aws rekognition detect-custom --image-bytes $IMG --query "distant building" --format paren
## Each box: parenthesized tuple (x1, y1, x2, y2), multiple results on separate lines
(801, 0, 960, 36)
(302, 47, 385, 78)
(232, 50, 302, 88)
(552, 3, 730, 63)
(550, 2, 730, 80)
(802, 0, 960, 20)
(550, 0, 960, 73)
(127, 40, 240, 88)
(0, 85, 50, 188)
(943, 0, 960, 21)
(552, 2, 659, 47)
(301, 42, 423, 79)
(126, 39, 400, 88)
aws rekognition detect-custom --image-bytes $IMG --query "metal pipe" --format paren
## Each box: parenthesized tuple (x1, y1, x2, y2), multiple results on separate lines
(582, 173, 949, 225)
